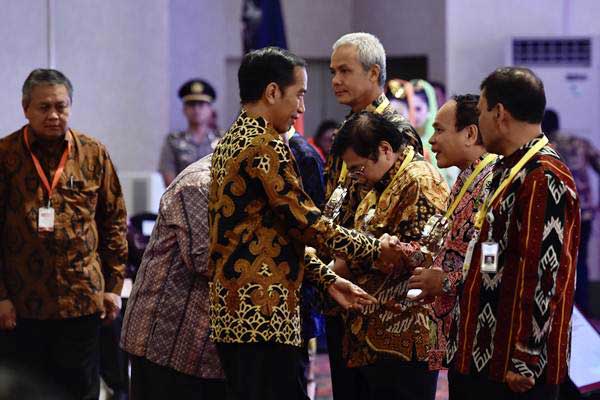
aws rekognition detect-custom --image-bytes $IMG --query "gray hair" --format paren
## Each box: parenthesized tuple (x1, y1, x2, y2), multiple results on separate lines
(333, 32, 386, 86)
(22, 69, 73, 108)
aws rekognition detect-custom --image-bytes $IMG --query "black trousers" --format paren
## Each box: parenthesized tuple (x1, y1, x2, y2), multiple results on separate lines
(448, 368, 559, 400)
(217, 342, 309, 400)
(129, 355, 225, 400)
(12, 314, 101, 400)
(326, 315, 361, 400)
(356, 359, 439, 400)
(326, 315, 438, 400)
(100, 305, 129, 397)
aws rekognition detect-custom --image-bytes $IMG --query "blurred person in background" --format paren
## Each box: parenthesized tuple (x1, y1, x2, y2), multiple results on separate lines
(542, 108, 600, 317)
(158, 79, 220, 187)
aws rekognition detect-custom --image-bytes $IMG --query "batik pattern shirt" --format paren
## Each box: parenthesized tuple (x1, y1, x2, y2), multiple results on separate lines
(551, 132, 600, 221)
(451, 136, 580, 384)
(208, 111, 381, 347)
(343, 153, 449, 367)
(429, 155, 496, 369)
(324, 93, 422, 228)
(121, 155, 224, 379)
(0, 127, 127, 319)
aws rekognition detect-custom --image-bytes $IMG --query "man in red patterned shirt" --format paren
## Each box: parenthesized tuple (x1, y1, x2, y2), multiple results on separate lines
(448, 67, 580, 400)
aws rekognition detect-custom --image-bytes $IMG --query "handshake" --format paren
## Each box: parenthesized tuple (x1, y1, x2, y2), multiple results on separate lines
(375, 233, 411, 274)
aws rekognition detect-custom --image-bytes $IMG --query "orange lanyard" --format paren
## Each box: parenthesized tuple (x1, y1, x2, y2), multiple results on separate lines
(23, 126, 71, 206)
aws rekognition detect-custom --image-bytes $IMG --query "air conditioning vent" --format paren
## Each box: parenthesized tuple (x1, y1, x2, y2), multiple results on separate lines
(512, 38, 591, 66)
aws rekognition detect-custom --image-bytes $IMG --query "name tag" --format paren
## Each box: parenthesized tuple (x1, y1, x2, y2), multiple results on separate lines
(38, 207, 55, 232)
(480, 241, 499, 273)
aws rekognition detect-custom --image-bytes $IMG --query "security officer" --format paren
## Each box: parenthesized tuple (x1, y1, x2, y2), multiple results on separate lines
(158, 79, 219, 186)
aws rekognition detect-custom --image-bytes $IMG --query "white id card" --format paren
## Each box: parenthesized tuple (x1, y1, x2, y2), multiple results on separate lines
(38, 207, 55, 232)
(480, 241, 499, 273)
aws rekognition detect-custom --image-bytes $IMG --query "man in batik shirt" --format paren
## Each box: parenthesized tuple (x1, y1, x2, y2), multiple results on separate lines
(331, 112, 448, 400)
(325, 32, 422, 398)
(448, 68, 580, 400)
(121, 154, 226, 400)
(406, 95, 496, 369)
(208, 47, 401, 400)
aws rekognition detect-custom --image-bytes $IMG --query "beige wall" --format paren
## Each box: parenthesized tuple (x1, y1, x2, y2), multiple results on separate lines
(353, 0, 446, 83)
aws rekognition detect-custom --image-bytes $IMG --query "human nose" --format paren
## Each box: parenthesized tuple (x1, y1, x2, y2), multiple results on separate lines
(331, 72, 341, 87)
(298, 97, 305, 114)
(428, 132, 437, 145)
(47, 108, 59, 120)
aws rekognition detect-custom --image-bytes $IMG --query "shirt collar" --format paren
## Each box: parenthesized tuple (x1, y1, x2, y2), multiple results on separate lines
(25, 125, 73, 147)
(345, 92, 387, 119)
(499, 134, 546, 169)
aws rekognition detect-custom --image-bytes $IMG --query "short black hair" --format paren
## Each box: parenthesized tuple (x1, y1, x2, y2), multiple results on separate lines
(238, 47, 306, 103)
(541, 109, 560, 135)
(332, 111, 410, 160)
(314, 119, 339, 140)
(480, 67, 546, 123)
(452, 94, 482, 144)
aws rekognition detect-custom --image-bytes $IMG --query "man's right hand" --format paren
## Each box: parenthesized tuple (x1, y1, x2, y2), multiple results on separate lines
(376, 233, 404, 273)
(0, 299, 16, 330)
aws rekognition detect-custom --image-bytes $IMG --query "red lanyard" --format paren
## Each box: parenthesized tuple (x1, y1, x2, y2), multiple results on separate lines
(23, 126, 71, 206)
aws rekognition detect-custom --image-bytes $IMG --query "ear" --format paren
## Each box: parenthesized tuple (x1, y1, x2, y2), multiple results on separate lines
(379, 141, 392, 158)
(495, 103, 507, 124)
(22, 101, 29, 114)
(264, 82, 280, 105)
(464, 124, 479, 146)
(369, 64, 381, 84)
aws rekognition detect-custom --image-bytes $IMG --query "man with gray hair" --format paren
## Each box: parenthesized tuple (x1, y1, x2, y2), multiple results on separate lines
(324, 32, 423, 399)
(0, 69, 127, 399)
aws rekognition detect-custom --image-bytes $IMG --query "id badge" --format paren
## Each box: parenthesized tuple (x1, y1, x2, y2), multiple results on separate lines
(38, 207, 55, 232)
(480, 241, 499, 273)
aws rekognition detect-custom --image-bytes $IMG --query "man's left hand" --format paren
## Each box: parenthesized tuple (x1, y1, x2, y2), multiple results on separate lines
(101, 292, 122, 323)
(327, 277, 377, 312)
(505, 371, 535, 393)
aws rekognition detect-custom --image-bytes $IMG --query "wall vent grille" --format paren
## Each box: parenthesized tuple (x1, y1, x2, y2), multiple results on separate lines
(513, 38, 591, 66)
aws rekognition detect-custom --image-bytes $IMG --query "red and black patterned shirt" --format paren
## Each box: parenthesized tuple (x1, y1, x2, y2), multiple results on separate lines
(451, 135, 580, 384)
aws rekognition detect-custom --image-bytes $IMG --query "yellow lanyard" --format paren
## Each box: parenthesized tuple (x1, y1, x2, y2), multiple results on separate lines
(359, 146, 415, 225)
(338, 97, 390, 185)
(444, 153, 497, 220)
(474, 137, 549, 230)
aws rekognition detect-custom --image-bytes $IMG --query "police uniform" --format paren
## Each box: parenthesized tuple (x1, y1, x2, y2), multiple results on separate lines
(158, 79, 220, 180)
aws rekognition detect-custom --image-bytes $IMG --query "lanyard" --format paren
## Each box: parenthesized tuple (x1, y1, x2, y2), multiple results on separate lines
(23, 126, 71, 206)
(474, 136, 549, 230)
(443, 153, 498, 220)
(338, 96, 391, 185)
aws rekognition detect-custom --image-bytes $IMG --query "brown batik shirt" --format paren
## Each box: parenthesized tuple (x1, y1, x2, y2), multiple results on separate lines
(0, 126, 127, 319)
(324, 93, 422, 228)
(343, 151, 449, 367)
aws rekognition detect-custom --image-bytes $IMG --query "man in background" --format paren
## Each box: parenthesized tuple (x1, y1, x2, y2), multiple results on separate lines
(159, 78, 219, 186)
(542, 108, 600, 316)
(0, 68, 127, 400)
(325, 31, 421, 399)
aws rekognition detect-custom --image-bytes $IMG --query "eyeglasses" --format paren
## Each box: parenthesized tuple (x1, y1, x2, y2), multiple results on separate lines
(347, 164, 365, 180)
